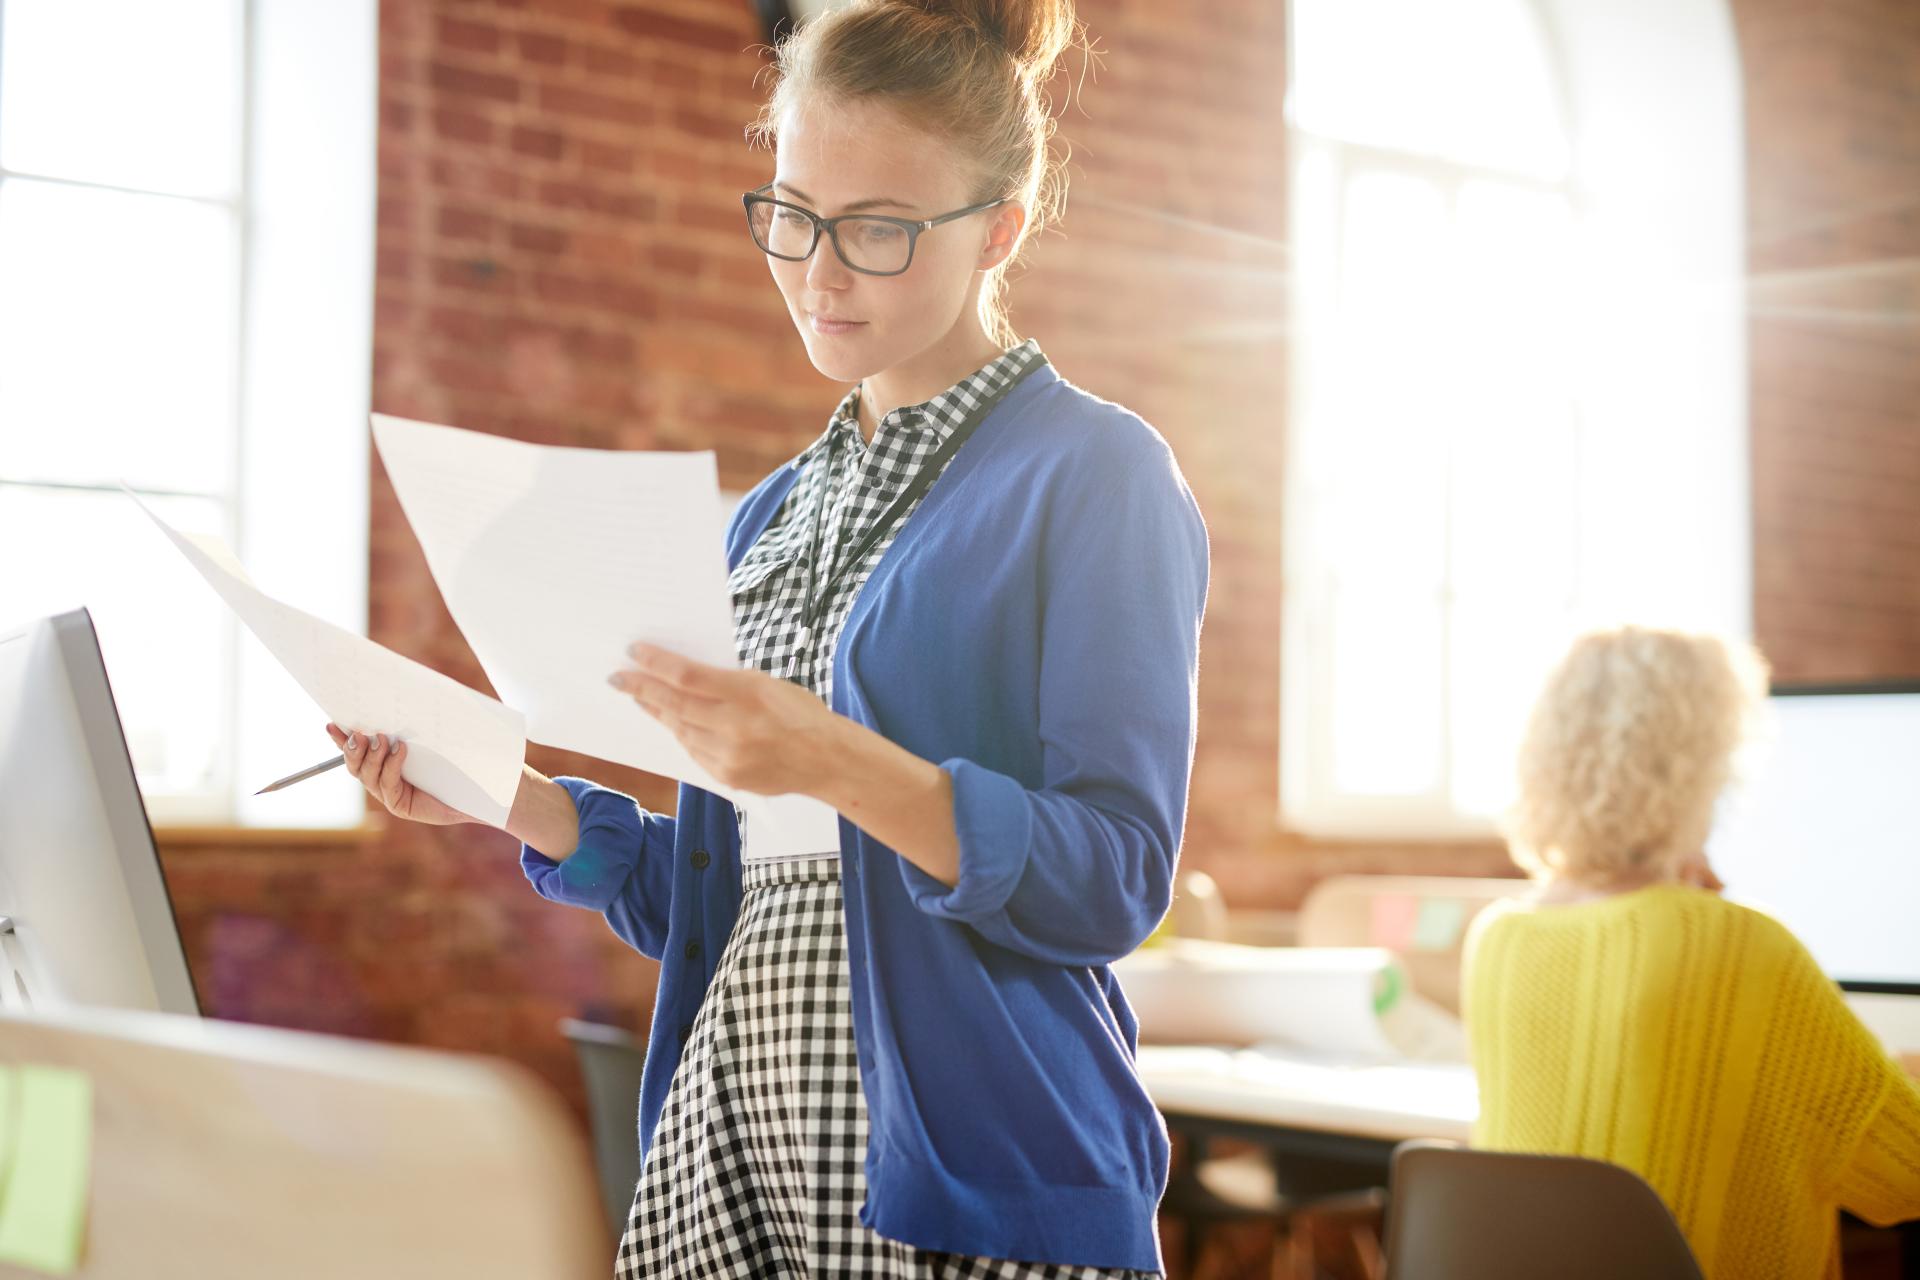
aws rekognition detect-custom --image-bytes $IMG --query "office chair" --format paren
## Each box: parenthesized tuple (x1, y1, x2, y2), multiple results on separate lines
(560, 1017, 649, 1242)
(1383, 1140, 1704, 1280)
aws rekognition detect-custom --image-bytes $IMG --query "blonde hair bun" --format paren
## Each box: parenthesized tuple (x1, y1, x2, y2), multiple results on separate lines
(887, 0, 1079, 80)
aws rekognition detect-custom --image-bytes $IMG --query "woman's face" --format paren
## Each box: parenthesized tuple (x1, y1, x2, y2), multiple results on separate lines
(766, 97, 1018, 383)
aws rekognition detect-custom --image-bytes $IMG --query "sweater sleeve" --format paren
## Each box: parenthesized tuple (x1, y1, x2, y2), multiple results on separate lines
(1831, 1062, 1920, 1227)
(1758, 921, 1920, 1227)
(897, 441, 1210, 966)
(520, 775, 677, 960)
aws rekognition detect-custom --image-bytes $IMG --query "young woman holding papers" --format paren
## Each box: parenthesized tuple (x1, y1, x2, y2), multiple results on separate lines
(326, 2, 1209, 1276)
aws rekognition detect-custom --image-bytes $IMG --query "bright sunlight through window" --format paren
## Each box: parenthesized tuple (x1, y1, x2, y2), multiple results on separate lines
(1281, 0, 1751, 837)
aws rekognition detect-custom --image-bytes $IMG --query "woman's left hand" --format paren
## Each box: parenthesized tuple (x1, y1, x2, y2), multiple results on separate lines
(1677, 850, 1726, 894)
(609, 643, 845, 797)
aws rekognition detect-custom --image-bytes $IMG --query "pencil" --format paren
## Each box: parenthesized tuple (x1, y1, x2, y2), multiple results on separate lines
(255, 753, 350, 795)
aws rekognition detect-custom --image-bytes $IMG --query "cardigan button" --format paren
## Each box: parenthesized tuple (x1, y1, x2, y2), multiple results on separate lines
(690, 848, 711, 870)
(684, 940, 702, 961)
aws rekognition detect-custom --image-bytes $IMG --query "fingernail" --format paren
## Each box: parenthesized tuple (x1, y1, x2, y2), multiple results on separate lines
(607, 673, 624, 688)
(345, 733, 357, 749)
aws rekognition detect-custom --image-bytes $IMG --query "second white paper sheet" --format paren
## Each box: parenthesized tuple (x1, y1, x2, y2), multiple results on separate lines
(124, 489, 527, 827)
(370, 414, 842, 858)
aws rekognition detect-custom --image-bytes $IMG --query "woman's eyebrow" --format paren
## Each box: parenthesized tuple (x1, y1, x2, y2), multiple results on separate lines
(776, 183, 914, 213)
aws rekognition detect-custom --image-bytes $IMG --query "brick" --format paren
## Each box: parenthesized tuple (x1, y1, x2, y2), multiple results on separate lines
(509, 222, 569, 255)
(609, 8, 753, 56)
(582, 43, 642, 79)
(380, 96, 416, 133)
(537, 83, 652, 128)
(434, 16, 501, 55)
(430, 254, 509, 292)
(670, 105, 747, 144)
(428, 60, 521, 105)
(578, 139, 638, 172)
(428, 155, 522, 200)
(435, 205, 494, 240)
(644, 57, 701, 95)
(535, 178, 656, 220)
(430, 108, 494, 145)
(517, 31, 567, 66)
(510, 125, 566, 161)
(375, 245, 413, 280)
(649, 244, 703, 276)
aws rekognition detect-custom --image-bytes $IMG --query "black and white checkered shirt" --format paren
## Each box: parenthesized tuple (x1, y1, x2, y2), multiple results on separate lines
(730, 337, 1045, 860)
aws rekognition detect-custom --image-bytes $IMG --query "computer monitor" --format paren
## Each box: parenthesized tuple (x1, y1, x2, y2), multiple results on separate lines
(1711, 683, 1920, 995)
(0, 608, 199, 1014)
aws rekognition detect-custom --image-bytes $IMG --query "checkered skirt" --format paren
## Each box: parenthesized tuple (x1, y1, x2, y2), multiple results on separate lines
(614, 858, 1158, 1279)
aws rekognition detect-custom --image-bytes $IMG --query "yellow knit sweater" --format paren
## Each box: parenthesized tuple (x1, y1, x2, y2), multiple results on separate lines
(1463, 885, 1920, 1279)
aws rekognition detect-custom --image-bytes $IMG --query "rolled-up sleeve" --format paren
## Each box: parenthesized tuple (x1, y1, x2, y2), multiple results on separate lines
(898, 441, 1209, 966)
(521, 775, 676, 960)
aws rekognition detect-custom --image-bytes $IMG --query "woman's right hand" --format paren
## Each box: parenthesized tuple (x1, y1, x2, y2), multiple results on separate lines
(325, 723, 475, 826)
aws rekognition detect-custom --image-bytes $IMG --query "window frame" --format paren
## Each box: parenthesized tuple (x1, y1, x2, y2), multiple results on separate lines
(1278, 0, 1752, 840)
(0, 0, 377, 830)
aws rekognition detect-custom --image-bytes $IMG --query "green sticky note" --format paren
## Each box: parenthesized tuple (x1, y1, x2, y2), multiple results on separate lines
(1412, 897, 1469, 952)
(0, 1065, 93, 1274)
(1372, 960, 1405, 1015)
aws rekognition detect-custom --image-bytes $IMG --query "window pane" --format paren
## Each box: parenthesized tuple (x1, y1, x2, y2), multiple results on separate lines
(1447, 600, 1570, 817)
(0, 486, 233, 800)
(0, 0, 241, 197)
(1318, 172, 1450, 592)
(0, 179, 236, 492)
(1290, 0, 1570, 179)
(1446, 182, 1579, 599)
(1330, 590, 1444, 797)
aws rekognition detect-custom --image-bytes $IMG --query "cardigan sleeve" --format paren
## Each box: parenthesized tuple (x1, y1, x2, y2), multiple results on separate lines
(520, 775, 677, 960)
(898, 439, 1210, 966)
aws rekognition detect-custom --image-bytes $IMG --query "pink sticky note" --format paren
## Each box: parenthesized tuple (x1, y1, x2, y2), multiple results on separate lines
(1369, 893, 1420, 950)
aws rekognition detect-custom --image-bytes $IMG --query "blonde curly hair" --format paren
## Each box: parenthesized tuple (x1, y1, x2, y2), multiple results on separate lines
(1505, 626, 1770, 885)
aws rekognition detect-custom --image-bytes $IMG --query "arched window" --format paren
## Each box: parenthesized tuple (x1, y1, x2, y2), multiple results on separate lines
(1282, 0, 1749, 836)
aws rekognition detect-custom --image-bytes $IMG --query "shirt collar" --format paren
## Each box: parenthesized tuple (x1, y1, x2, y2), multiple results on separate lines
(793, 338, 1043, 469)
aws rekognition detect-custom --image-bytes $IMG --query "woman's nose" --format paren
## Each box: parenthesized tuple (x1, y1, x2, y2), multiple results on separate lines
(804, 234, 853, 291)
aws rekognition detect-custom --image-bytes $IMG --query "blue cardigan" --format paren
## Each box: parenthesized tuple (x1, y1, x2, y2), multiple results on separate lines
(521, 362, 1209, 1272)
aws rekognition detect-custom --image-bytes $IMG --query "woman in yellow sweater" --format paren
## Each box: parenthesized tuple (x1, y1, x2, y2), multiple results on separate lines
(1463, 626, 1920, 1278)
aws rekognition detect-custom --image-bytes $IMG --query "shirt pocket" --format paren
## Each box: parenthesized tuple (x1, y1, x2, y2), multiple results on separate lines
(727, 544, 804, 599)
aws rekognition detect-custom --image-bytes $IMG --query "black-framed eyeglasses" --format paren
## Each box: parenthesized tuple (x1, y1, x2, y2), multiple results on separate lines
(742, 184, 1010, 277)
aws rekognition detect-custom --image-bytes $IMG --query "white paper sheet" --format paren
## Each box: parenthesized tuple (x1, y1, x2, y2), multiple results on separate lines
(123, 489, 527, 827)
(368, 414, 842, 859)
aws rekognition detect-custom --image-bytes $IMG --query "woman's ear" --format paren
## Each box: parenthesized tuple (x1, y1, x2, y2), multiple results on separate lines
(978, 202, 1027, 271)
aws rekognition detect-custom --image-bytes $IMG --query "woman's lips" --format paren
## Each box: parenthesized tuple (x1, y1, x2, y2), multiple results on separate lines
(809, 313, 866, 336)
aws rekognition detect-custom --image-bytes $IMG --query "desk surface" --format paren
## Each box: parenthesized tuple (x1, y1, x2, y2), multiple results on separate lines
(1136, 1045, 1478, 1144)
(1139, 1026, 1920, 1149)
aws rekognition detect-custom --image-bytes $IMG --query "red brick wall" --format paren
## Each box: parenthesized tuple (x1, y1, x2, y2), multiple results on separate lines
(1741, 0, 1920, 684)
(154, 0, 1920, 1122)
